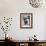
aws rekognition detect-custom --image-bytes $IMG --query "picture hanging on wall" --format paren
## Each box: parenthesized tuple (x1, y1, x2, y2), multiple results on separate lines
(20, 13, 33, 29)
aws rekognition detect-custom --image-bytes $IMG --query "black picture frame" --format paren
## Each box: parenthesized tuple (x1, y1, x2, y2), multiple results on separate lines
(20, 13, 33, 29)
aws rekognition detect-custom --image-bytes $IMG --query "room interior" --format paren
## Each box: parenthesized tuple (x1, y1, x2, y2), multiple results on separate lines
(0, 0, 46, 46)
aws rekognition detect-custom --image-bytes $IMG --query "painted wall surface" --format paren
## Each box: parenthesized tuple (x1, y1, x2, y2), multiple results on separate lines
(0, 0, 46, 40)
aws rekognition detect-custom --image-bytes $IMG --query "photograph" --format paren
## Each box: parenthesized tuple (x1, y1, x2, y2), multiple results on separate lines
(20, 13, 33, 29)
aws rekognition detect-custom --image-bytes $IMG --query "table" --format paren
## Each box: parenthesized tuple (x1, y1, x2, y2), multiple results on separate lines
(5, 39, 46, 46)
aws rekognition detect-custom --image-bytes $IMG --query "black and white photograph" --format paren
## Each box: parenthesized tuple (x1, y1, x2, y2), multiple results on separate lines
(20, 13, 33, 29)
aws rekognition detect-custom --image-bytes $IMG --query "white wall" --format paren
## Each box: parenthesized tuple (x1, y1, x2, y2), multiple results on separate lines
(0, 0, 46, 40)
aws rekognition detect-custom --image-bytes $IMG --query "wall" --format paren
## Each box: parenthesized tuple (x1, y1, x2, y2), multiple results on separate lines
(0, 0, 46, 40)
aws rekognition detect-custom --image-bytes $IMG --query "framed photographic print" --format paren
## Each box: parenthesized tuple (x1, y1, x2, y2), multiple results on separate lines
(20, 13, 33, 29)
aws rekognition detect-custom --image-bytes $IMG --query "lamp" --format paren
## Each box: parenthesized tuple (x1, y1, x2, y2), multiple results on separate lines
(29, 0, 45, 8)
